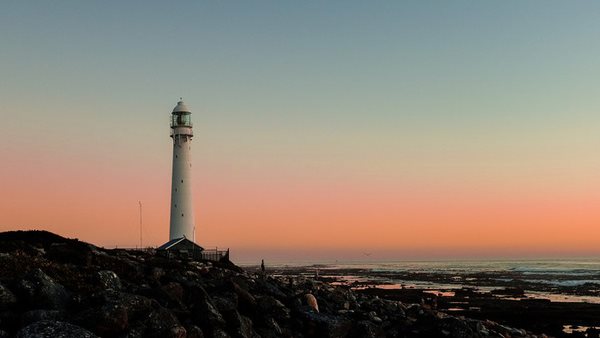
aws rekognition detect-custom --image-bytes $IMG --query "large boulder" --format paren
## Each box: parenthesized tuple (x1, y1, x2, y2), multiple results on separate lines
(17, 269, 69, 310)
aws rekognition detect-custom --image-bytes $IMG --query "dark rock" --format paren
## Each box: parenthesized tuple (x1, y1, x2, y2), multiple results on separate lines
(350, 320, 385, 338)
(21, 309, 63, 325)
(587, 327, 600, 338)
(187, 284, 226, 330)
(16, 320, 98, 338)
(231, 282, 256, 315)
(255, 278, 287, 299)
(256, 317, 283, 338)
(161, 282, 186, 307)
(0, 283, 16, 310)
(257, 296, 290, 322)
(145, 306, 182, 338)
(210, 328, 231, 338)
(223, 310, 254, 338)
(47, 242, 92, 266)
(298, 308, 352, 338)
(168, 325, 188, 338)
(75, 303, 128, 336)
(186, 325, 205, 338)
(212, 292, 238, 314)
(17, 269, 69, 310)
(437, 317, 475, 338)
(96, 270, 122, 290)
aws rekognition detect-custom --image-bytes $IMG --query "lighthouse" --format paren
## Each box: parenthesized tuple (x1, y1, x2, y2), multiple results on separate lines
(169, 99, 196, 242)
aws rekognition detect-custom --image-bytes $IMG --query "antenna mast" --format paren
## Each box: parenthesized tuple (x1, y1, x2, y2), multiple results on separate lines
(139, 201, 143, 249)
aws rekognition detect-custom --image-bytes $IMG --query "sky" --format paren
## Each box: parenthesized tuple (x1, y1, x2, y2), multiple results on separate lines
(1, 1, 599, 263)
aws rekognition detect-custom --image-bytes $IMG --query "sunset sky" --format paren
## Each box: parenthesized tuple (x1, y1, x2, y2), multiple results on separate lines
(1, 1, 599, 262)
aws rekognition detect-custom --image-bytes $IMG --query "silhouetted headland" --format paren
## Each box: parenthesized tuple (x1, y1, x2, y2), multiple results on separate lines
(0, 230, 593, 337)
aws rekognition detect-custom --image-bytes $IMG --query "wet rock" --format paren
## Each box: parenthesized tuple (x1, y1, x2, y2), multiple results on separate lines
(16, 320, 98, 338)
(0, 283, 16, 310)
(96, 270, 121, 290)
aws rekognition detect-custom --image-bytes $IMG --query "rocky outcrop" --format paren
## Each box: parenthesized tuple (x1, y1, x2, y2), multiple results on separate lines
(0, 231, 549, 337)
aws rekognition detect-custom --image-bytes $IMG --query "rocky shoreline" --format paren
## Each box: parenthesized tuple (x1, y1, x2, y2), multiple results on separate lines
(0, 231, 562, 337)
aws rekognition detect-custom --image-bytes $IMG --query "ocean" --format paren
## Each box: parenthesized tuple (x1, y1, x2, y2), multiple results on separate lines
(253, 258, 600, 304)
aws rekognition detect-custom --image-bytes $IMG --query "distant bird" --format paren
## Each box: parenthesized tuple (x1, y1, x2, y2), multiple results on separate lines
(363, 252, 372, 257)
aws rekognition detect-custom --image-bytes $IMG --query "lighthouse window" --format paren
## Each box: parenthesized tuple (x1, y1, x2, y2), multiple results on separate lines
(175, 188, 177, 192)
(174, 204, 177, 208)
(175, 155, 178, 158)
(181, 179, 183, 183)
(181, 213, 184, 217)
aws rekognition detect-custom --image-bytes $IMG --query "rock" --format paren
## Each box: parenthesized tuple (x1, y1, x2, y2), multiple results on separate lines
(21, 309, 63, 325)
(437, 317, 475, 338)
(210, 328, 231, 338)
(17, 269, 69, 310)
(257, 296, 290, 322)
(0, 283, 16, 310)
(96, 270, 122, 290)
(75, 303, 128, 336)
(368, 311, 383, 323)
(186, 325, 205, 338)
(47, 242, 92, 266)
(187, 285, 226, 330)
(222, 310, 254, 338)
(231, 282, 256, 314)
(145, 307, 182, 338)
(211, 292, 238, 314)
(255, 278, 287, 299)
(351, 320, 385, 338)
(305, 293, 319, 313)
(299, 309, 352, 338)
(16, 320, 98, 338)
(161, 282, 185, 306)
(169, 325, 187, 338)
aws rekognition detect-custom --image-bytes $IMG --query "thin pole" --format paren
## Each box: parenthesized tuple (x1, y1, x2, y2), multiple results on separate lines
(139, 201, 143, 249)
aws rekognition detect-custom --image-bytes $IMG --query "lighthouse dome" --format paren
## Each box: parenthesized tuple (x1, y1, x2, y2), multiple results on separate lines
(173, 100, 191, 113)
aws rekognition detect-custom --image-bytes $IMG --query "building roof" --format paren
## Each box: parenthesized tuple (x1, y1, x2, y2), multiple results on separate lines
(157, 237, 204, 251)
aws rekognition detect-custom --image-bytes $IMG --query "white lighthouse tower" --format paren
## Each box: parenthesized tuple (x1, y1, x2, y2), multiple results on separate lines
(169, 99, 196, 241)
